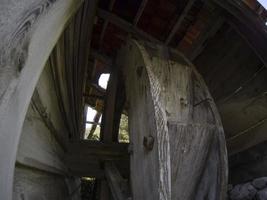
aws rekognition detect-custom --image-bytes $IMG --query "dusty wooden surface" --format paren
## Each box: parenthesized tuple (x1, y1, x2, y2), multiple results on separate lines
(118, 39, 228, 200)
(0, 0, 99, 199)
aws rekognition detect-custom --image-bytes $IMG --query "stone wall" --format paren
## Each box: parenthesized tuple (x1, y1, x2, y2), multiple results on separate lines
(229, 177, 267, 200)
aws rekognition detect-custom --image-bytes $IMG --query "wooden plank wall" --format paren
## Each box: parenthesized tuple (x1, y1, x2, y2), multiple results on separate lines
(13, 61, 80, 200)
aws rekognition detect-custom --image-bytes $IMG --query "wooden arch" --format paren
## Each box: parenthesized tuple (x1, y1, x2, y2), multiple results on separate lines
(117, 40, 228, 199)
(0, 0, 83, 199)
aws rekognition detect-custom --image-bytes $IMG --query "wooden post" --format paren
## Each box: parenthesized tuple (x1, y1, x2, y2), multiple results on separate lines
(99, 64, 120, 200)
(117, 40, 228, 200)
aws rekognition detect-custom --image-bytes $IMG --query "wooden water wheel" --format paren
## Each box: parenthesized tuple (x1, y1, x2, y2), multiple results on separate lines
(117, 40, 228, 200)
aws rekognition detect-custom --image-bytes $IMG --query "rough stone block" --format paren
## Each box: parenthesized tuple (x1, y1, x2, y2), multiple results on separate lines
(229, 183, 257, 200)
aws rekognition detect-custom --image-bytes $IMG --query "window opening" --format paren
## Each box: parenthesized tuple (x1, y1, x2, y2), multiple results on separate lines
(84, 106, 101, 140)
(118, 114, 129, 143)
(98, 73, 110, 89)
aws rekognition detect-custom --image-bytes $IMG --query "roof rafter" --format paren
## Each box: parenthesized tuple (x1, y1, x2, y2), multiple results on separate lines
(165, 0, 196, 45)
(99, 0, 117, 47)
(133, 0, 149, 26)
(97, 8, 162, 44)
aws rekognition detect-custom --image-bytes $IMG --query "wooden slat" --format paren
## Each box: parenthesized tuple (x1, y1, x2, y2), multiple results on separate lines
(165, 0, 196, 45)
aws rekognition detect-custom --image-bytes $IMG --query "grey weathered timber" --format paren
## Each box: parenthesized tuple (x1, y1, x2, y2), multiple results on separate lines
(0, 0, 83, 199)
(67, 140, 129, 161)
(98, 0, 116, 47)
(118, 39, 228, 199)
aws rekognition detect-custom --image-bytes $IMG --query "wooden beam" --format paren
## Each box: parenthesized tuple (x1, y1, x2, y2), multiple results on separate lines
(165, 0, 196, 45)
(213, 0, 267, 67)
(99, 0, 117, 47)
(90, 49, 113, 67)
(32, 90, 67, 151)
(105, 162, 130, 200)
(133, 0, 149, 26)
(97, 8, 162, 44)
(86, 121, 101, 125)
(66, 141, 129, 178)
(100, 64, 119, 142)
(66, 158, 130, 179)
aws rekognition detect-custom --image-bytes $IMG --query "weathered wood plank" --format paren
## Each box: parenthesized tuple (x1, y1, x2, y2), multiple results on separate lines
(67, 140, 129, 160)
(118, 40, 228, 199)
(0, 1, 83, 199)
(100, 64, 119, 142)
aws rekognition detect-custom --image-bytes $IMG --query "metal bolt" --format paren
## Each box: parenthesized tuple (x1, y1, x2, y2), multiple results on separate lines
(143, 135, 154, 151)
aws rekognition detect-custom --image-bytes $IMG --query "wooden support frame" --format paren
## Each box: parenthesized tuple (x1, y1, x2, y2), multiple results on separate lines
(0, 1, 84, 199)
(90, 49, 113, 67)
(187, 14, 225, 61)
(99, 0, 117, 47)
(165, 0, 196, 45)
(97, 8, 161, 44)
(213, 0, 267, 67)
(133, 0, 149, 26)
(100, 63, 119, 142)
(68, 140, 129, 159)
